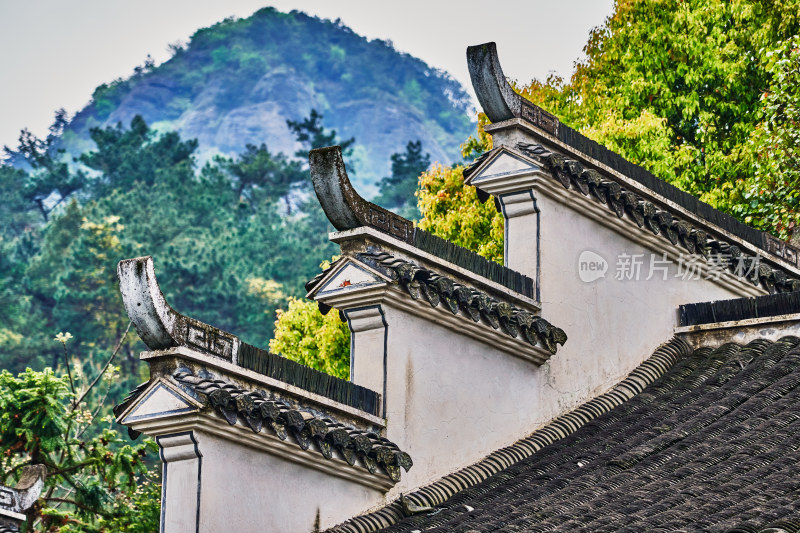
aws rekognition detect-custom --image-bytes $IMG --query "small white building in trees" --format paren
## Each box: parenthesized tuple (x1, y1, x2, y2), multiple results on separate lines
(114, 43, 800, 533)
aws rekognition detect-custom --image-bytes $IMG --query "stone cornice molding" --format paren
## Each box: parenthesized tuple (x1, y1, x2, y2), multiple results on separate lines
(127, 411, 396, 492)
(330, 227, 540, 310)
(309, 254, 562, 363)
(136, 346, 385, 427)
(116, 367, 408, 486)
(467, 144, 797, 298)
(530, 172, 767, 299)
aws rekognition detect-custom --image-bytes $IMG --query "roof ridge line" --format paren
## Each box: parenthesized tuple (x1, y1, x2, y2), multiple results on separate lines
(467, 42, 800, 271)
(309, 145, 534, 297)
(116, 256, 380, 414)
(327, 336, 692, 533)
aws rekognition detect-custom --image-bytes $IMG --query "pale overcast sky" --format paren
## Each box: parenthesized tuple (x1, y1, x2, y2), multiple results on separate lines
(0, 1, 614, 150)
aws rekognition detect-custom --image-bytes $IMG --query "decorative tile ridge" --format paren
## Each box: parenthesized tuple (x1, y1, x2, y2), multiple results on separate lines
(679, 291, 800, 327)
(511, 141, 800, 296)
(355, 251, 566, 354)
(468, 42, 800, 273)
(171, 369, 411, 482)
(0, 465, 46, 527)
(309, 145, 534, 297)
(117, 256, 380, 415)
(325, 337, 691, 533)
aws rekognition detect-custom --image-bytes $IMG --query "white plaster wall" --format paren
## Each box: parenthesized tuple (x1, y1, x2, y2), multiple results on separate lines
(347, 181, 761, 501)
(531, 190, 748, 399)
(192, 431, 384, 533)
(378, 306, 557, 494)
(163, 454, 201, 532)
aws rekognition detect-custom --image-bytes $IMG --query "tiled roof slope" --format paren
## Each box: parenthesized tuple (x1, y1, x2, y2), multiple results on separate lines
(334, 336, 800, 533)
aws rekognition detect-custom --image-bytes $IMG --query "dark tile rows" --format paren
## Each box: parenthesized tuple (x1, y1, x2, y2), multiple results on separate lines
(515, 142, 800, 295)
(375, 336, 800, 532)
(328, 338, 689, 533)
(358, 252, 566, 354)
(173, 370, 412, 481)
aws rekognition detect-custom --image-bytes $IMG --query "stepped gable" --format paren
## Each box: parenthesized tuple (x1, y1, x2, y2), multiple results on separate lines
(116, 255, 380, 415)
(310, 146, 534, 298)
(329, 335, 800, 532)
(502, 141, 800, 295)
(466, 41, 800, 276)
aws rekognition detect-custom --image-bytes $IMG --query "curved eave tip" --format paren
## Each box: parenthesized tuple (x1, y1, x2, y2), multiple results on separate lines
(309, 145, 345, 189)
(467, 41, 519, 123)
(467, 41, 497, 55)
(117, 255, 177, 351)
(118, 255, 153, 273)
(309, 145, 362, 231)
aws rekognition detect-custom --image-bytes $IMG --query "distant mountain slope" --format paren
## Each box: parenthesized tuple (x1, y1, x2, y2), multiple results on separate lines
(61, 8, 474, 193)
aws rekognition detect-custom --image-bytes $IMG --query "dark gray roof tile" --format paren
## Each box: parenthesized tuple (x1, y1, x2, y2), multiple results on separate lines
(329, 336, 800, 532)
(173, 370, 412, 482)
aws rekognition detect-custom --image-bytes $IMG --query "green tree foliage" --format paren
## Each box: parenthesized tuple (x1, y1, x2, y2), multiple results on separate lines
(734, 37, 800, 238)
(0, 115, 339, 376)
(0, 165, 38, 240)
(417, 163, 504, 263)
(374, 140, 431, 219)
(6, 111, 87, 222)
(0, 332, 159, 531)
(267, 111, 362, 375)
(287, 109, 355, 159)
(518, 0, 799, 236)
(427, 0, 800, 259)
(222, 143, 305, 208)
(80, 115, 198, 195)
(269, 296, 350, 380)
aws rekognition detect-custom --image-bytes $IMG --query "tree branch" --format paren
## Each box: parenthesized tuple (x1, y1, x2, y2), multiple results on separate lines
(73, 320, 131, 410)
(44, 497, 113, 518)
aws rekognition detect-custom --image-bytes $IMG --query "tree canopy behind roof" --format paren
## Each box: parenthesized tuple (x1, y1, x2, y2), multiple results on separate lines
(421, 0, 800, 263)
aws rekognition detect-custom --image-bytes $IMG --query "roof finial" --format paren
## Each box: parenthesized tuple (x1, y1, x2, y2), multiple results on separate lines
(309, 145, 414, 243)
(467, 43, 560, 135)
(467, 42, 521, 123)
